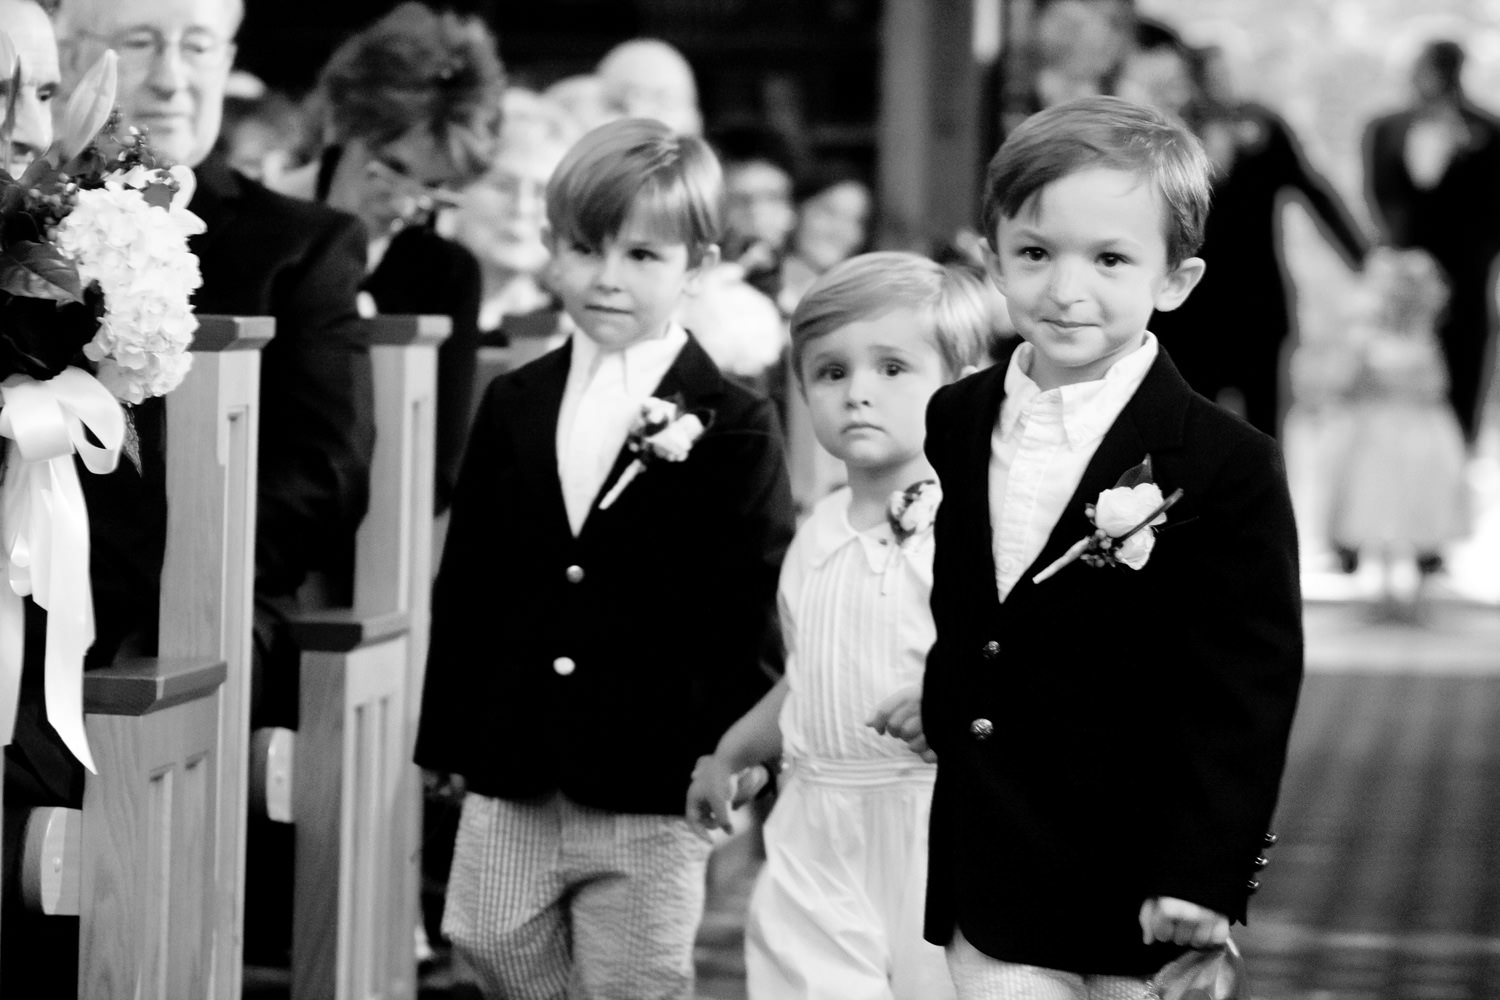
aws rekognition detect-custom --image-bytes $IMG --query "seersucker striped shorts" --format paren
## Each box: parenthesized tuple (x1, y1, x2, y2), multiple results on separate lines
(442, 790, 713, 1000)
(946, 928, 1149, 1000)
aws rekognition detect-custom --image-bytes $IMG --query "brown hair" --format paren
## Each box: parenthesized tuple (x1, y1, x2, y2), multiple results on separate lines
(315, 2, 504, 184)
(790, 251, 992, 384)
(546, 117, 723, 266)
(981, 95, 1211, 267)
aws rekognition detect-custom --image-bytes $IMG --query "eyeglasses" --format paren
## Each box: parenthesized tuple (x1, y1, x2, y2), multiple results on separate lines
(78, 28, 231, 73)
(364, 158, 464, 217)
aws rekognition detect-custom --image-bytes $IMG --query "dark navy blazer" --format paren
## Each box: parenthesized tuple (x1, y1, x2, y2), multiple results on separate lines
(921, 348, 1303, 976)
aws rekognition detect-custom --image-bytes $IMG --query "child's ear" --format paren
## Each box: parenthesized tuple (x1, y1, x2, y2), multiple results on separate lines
(685, 243, 721, 292)
(979, 238, 1007, 296)
(1154, 256, 1206, 313)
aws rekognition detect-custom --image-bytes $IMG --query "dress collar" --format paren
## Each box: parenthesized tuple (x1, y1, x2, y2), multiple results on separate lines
(804, 487, 935, 574)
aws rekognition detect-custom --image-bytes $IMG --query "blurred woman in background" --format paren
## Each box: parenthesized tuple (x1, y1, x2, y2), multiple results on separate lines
(272, 1, 505, 514)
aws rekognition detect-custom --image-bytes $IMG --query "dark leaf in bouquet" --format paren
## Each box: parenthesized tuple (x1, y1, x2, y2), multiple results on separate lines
(0, 287, 100, 381)
(58, 143, 107, 187)
(0, 241, 84, 303)
(14, 152, 56, 191)
(1113, 454, 1155, 489)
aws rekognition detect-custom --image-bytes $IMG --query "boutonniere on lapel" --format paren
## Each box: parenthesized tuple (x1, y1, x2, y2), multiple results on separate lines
(1032, 456, 1182, 584)
(598, 395, 714, 510)
(887, 480, 940, 545)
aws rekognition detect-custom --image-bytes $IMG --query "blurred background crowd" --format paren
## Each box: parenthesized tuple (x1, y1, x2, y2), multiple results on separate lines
(213, 0, 1500, 614)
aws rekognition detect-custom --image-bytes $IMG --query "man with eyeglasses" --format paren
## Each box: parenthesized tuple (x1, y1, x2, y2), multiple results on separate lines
(55, 0, 373, 665)
(51, 0, 375, 968)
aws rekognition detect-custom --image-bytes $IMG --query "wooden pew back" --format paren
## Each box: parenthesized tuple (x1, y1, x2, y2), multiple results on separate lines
(20, 316, 272, 1000)
(289, 315, 447, 1000)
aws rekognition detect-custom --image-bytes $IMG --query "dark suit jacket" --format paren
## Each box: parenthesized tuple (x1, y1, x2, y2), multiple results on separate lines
(921, 348, 1303, 976)
(1363, 100, 1500, 438)
(187, 156, 375, 599)
(414, 334, 795, 816)
(1364, 100, 1500, 260)
(364, 225, 481, 516)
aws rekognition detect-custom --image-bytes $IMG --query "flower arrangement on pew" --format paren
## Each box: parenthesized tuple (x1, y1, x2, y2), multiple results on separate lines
(0, 43, 205, 773)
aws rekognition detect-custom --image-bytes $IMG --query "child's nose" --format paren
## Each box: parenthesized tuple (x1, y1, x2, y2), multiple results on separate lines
(844, 368, 875, 406)
(593, 249, 624, 288)
(1046, 259, 1087, 304)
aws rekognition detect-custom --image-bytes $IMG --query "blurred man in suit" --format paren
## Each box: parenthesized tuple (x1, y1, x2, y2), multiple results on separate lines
(1365, 39, 1500, 445)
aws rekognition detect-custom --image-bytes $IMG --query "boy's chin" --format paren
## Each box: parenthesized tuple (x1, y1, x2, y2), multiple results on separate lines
(576, 320, 661, 350)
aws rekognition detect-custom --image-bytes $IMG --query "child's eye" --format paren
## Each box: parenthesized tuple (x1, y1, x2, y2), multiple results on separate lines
(880, 360, 907, 377)
(629, 247, 661, 262)
(1018, 246, 1047, 262)
(815, 364, 845, 382)
(1098, 253, 1128, 268)
(569, 240, 596, 255)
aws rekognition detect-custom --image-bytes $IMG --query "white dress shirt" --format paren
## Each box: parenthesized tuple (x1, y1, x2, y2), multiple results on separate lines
(556, 324, 689, 535)
(988, 333, 1159, 601)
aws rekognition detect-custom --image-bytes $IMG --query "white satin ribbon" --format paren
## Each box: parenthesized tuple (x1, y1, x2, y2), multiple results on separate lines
(0, 367, 126, 774)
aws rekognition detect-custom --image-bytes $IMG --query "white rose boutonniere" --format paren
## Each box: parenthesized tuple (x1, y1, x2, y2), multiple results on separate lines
(1033, 456, 1182, 583)
(598, 396, 713, 510)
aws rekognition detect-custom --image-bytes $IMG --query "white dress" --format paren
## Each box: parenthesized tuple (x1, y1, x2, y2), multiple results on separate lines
(745, 488, 954, 1000)
(1329, 328, 1469, 551)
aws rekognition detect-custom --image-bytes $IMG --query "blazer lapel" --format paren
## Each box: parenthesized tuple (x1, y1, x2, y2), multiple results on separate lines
(960, 366, 1010, 611)
(510, 346, 572, 537)
(1008, 349, 1192, 598)
(582, 335, 726, 535)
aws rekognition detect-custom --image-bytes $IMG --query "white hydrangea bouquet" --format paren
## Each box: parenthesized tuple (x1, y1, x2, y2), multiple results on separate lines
(0, 45, 204, 771)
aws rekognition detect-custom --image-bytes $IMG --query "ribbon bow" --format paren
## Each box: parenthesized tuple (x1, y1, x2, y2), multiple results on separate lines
(0, 367, 126, 773)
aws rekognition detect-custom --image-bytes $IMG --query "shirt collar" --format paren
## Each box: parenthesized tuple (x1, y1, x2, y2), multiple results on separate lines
(569, 322, 690, 395)
(998, 332, 1159, 448)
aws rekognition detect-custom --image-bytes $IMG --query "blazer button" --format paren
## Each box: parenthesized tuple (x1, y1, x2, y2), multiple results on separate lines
(1253, 855, 1270, 870)
(1262, 831, 1279, 848)
(565, 564, 585, 584)
(981, 640, 1000, 660)
(1246, 878, 1261, 893)
(969, 718, 994, 740)
(552, 656, 576, 676)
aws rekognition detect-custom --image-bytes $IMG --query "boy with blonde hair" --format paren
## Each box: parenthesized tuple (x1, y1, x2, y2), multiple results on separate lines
(688, 251, 991, 999)
(417, 118, 794, 1000)
(922, 96, 1303, 998)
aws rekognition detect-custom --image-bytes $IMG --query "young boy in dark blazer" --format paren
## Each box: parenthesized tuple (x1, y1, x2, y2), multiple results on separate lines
(919, 97, 1304, 997)
(415, 118, 794, 1000)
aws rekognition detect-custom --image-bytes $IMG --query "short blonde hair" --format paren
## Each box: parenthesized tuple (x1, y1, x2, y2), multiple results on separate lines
(546, 117, 722, 265)
(790, 251, 991, 384)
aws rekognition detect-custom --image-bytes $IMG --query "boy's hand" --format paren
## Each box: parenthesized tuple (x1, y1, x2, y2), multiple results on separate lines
(866, 685, 938, 763)
(685, 756, 769, 842)
(1138, 897, 1230, 949)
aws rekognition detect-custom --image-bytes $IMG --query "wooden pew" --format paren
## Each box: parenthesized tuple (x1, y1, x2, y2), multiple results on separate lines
(14, 316, 271, 1000)
(267, 315, 447, 1000)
